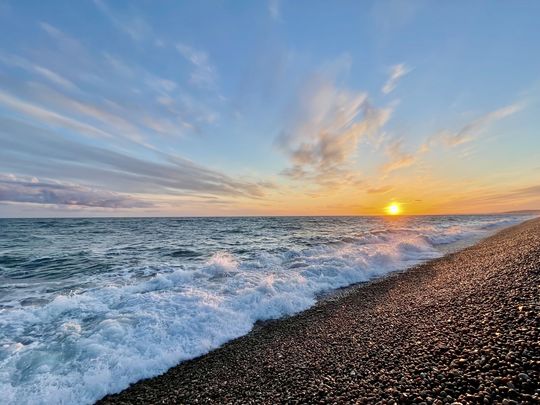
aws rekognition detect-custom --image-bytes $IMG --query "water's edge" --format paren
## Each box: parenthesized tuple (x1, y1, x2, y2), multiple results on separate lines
(0, 215, 535, 405)
(109, 217, 532, 394)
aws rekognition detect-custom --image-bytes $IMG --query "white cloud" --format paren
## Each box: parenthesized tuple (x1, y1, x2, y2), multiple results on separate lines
(278, 76, 391, 187)
(32, 65, 77, 90)
(176, 43, 217, 88)
(39, 22, 64, 38)
(382, 63, 410, 94)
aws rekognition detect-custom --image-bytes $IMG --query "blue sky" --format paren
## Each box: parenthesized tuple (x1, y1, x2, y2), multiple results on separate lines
(0, 0, 539, 216)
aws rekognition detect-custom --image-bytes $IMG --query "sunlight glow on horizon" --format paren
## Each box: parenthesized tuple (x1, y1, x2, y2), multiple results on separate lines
(0, 2, 539, 217)
(385, 202, 401, 215)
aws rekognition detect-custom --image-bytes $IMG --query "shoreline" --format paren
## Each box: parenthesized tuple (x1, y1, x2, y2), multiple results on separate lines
(314, 222, 506, 306)
(98, 218, 540, 404)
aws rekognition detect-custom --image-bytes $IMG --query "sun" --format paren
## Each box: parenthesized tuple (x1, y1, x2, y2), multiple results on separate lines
(385, 202, 401, 215)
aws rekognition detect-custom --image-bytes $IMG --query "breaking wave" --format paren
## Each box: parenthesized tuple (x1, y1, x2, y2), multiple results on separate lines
(0, 215, 532, 404)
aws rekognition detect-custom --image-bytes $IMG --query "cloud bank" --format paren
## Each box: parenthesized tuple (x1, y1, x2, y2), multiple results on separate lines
(0, 118, 270, 201)
(0, 175, 150, 209)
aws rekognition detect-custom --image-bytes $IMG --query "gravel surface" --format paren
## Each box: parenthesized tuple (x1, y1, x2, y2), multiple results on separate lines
(98, 218, 540, 404)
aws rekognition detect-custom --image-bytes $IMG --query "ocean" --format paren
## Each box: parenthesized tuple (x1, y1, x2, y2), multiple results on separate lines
(0, 215, 532, 404)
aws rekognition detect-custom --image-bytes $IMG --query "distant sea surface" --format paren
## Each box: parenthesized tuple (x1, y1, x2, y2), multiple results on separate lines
(0, 215, 533, 404)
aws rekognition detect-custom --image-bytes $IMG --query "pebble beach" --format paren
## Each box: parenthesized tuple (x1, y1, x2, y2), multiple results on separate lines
(98, 218, 540, 404)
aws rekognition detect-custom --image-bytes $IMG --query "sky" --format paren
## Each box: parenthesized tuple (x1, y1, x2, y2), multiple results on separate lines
(0, 0, 539, 217)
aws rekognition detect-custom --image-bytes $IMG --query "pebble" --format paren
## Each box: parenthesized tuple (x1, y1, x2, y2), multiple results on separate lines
(98, 219, 540, 405)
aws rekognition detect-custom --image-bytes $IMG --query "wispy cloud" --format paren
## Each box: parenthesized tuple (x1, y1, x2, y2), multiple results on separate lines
(93, 0, 152, 42)
(0, 118, 270, 200)
(32, 65, 76, 90)
(367, 185, 393, 194)
(382, 63, 410, 94)
(26, 84, 150, 142)
(0, 37, 219, 148)
(381, 139, 416, 173)
(34, 20, 222, 141)
(441, 103, 522, 147)
(176, 43, 217, 88)
(437, 183, 540, 213)
(417, 102, 525, 156)
(101, 53, 216, 132)
(0, 174, 150, 209)
(0, 53, 77, 90)
(39, 22, 84, 52)
(277, 75, 391, 187)
(483, 184, 540, 203)
(145, 76, 177, 94)
(0, 91, 114, 139)
(102, 52, 134, 77)
(268, 0, 281, 20)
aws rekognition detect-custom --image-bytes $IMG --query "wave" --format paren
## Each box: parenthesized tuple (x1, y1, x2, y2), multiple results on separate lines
(0, 216, 529, 404)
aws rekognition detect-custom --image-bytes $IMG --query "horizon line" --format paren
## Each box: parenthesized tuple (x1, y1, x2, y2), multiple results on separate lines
(1, 210, 539, 220)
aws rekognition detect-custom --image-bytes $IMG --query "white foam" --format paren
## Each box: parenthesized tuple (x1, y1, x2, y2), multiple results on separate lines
(0, 216, 529, 404)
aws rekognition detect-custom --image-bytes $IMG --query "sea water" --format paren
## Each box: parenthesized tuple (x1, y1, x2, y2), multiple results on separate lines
(0, 215, 532, 404)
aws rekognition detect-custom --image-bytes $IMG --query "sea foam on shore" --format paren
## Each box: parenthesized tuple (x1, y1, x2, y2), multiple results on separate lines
(0, 215, 533, 404)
